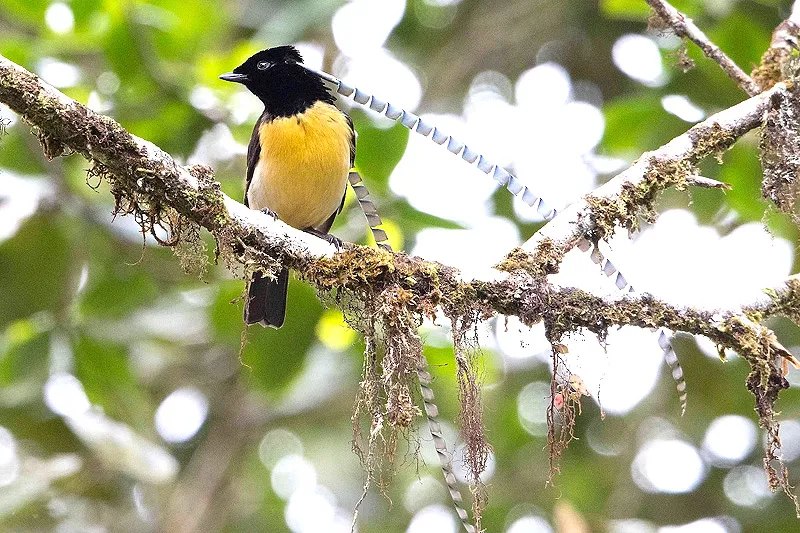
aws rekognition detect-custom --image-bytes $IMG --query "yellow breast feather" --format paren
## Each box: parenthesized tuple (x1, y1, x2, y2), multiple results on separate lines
(247, 101, 352, 230)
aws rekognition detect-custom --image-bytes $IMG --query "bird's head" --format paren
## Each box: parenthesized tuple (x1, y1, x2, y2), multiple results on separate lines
(220, 46, 333, 116)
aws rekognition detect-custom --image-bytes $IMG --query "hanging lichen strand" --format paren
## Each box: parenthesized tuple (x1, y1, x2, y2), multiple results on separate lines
(306, 62, 689, 417)
(347, 170, 478, 532)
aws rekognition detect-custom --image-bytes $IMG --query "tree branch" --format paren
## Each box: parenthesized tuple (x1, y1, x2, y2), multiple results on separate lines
(0, 54, 337, 261)
(751, 3, 800, 91)
(1, 51, 796, 391)
(646, 0, 760, 96)
(2, 53, 799, 513)
(521, 83, 786, 258)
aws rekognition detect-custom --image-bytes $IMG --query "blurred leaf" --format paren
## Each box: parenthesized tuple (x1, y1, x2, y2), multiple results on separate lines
(602, 0, 706, 19)
(422, 344, 460, 415)
(0, 0, 48, 25)
(390, 197, 464, 231)
(601, 95, 689, 157)
(0, 321, 49, 389)
(73, 334, 153, 430)
(708, 8, 774, 73)
(0, 128, 46, 174)
(211, 279, 323, 397)
(0, 215, 71, 325)
(142, 0, 228, 62)
(601, 0, 651, 19)
(315, 309, 357, 351)
(79, 231, 162, 319)
(717, 141, 765, 222)
(202, 42, 262, 89)
(352, 109, 409, 195)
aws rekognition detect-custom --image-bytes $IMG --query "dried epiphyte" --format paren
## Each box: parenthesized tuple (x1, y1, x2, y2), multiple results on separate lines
(545, 347, 579, 485)
(348, 175, 476, 532)
(448, 311, 490, 531)
(647, 9, 695, 73)
(745, 345, 800, 516)
(301, 246, 490, 532)
(87, 159, 215, 278)
(338, 286, 424, 491)
(670, 40, 696, 73)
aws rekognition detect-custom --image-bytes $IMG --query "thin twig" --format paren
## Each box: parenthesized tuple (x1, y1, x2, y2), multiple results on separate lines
(646, 0, 760, 96)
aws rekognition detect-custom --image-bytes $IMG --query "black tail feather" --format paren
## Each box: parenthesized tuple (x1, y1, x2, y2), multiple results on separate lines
(244, 268, 289, 328)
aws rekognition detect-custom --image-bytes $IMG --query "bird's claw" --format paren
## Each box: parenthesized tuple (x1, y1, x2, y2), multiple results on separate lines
(322, 233, 343, 250)
(260, 208, 278, 220)
(304, 228, 343, 250)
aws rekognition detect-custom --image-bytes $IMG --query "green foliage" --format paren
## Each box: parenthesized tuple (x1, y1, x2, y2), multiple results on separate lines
(73, 334, 154, 430)
(352, 109, 409, 194)
(0, 216, 71, 324)
(602, 95, 689, 157)
(2, 0, 800, 532)
(211, 279, 322, 396)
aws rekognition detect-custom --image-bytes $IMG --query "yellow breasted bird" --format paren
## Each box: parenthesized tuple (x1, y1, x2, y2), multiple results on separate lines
(220, 46, 354, 328)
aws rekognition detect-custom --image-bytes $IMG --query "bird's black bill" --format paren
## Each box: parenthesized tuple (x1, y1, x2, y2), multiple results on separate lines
(219, 72, 249, 83)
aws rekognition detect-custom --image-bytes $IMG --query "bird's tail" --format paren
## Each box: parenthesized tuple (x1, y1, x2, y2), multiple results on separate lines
(244, 268, 289, 328)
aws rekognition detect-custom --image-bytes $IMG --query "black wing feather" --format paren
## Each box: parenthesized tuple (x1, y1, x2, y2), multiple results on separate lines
(244, 111, 269, 207)
(346, 113, 356, 169)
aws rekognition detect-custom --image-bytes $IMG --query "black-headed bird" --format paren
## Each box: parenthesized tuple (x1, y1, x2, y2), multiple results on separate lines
(220, 46, 353, 328)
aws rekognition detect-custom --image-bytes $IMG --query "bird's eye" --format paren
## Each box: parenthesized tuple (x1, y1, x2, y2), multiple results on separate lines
(257, 61, 270, 70)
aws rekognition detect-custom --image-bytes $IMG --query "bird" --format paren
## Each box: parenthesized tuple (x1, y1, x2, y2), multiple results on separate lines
(220, 46, 354, 328)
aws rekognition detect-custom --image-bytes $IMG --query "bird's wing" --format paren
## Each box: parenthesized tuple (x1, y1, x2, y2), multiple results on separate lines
(347, 112, 356, 169)
(244, 111, 269, 207)
(340, 112, 357, 215)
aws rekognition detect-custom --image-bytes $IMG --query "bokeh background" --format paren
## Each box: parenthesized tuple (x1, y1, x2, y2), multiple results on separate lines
(2, 0, 800, 531)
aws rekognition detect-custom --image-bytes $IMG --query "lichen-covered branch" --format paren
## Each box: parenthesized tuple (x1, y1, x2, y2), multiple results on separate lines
(747, 274, 800, 326)
(646, 0, 760, 96)
(521, 83, 787, 261)
(2, 53, 800, 516)
(751, 3, 800, 91)
(0, 54, 337, 265)
(761, 83, 800, 219)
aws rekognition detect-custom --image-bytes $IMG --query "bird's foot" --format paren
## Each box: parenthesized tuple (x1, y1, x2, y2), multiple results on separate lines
(304, 228, 343, 250)
(260, 208, 279, 220)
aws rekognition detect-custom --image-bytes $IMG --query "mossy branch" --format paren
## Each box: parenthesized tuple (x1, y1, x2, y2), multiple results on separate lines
(751, 3, 800, 92)
(521, 83, 787, 263)
(3, 53, 800, 515)
(0, 54, 337, 263)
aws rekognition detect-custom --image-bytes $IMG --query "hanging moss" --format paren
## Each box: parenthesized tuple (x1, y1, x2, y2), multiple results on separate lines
(582, 158, 694, 242)
(761, 84, 800, 222)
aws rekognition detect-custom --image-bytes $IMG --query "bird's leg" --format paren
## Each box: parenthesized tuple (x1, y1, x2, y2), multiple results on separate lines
(303, 227, 343, 250)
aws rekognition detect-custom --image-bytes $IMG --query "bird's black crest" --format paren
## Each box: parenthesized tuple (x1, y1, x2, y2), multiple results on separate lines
(234, 46, 304, 74)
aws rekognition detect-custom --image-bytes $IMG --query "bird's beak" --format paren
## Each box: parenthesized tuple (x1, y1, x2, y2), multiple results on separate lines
(219, 72, 248, 84)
